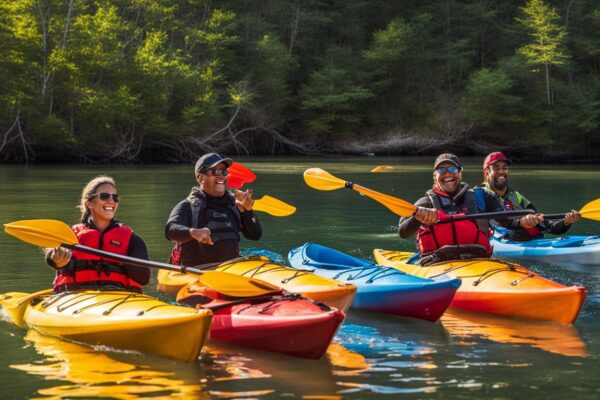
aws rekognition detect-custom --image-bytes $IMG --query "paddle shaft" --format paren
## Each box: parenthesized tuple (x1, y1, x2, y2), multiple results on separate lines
(543, 213, 568, 220)
(61, 243, 218, 275)
(438, 209, 534, 223)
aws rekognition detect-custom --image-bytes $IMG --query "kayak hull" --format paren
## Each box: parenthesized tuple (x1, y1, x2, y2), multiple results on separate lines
(177, 283, 344, 359)
(288, 243, 460, 322)
(491, 232, 600, 268)
(373, 249, 586, 324)
(21, 290, 212, 362)
(157, 269, 200, 294)
(158, 256, 357, 312)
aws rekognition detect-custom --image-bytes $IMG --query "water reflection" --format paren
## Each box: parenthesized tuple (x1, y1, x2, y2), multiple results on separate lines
(332, 312, 450, 396)
(441, 309, 588, 357)
(12, 330, 376, 399)
(11, 330, 207, 399)
(204, 341, 367, 398)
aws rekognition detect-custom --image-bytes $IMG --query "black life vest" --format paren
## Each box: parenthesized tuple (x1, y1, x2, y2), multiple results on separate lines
(170, 191, 241, 265)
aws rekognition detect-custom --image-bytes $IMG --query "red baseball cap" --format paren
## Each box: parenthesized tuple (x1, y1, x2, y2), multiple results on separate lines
(483, 152, 512, 170)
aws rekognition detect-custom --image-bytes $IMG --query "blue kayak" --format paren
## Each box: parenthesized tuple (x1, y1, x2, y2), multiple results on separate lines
(491, 227, 600, 268)
(288, 243, 461, 322)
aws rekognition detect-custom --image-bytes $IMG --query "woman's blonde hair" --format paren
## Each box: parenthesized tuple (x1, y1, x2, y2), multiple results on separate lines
(78, 176, 116, 223)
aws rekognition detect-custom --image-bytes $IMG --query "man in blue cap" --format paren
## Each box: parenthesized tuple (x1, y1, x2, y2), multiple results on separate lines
(165, 153, 262, 266)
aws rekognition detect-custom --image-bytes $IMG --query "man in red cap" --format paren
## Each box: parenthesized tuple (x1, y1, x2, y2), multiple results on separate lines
(165, 153, 262, 267)
(480, 151, 580, 241)
(399, 153, 531, 265)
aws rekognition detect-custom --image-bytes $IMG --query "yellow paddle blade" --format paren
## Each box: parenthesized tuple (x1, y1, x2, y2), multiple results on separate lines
(370, 165, 394, 173)
(352, 184, 417, 217)
(580, 198, 600, 221)
(4, 219, 77, 248)
(4, 220, 281, 299)
(0, 289, 53, 328)
(197, 270, 282, 297)
(253, 195, 296, 217)
(304, 168, 347, 191)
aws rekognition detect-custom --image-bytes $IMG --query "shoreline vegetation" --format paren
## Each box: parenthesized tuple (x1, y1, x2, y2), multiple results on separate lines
(2, 1, 600, 164)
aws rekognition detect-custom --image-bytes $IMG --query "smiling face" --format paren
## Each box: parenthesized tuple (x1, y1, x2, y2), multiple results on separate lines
(433, 162, 462, 195)
(86, 183, 119, 225)
(197, 162, 228, 197)
(485, 161, 510, 192)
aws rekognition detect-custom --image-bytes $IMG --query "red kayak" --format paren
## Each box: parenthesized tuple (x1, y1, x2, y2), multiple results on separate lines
(177, 283, 345, 359)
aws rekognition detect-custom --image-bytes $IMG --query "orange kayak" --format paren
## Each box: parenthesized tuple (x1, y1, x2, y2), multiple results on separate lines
(373, 249, 586, 324)
(441, 309, 588, 357)
(158, 256, 356, 312)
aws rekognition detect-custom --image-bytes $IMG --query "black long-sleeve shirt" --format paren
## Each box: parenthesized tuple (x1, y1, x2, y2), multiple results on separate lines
(165, 189, 262, 266)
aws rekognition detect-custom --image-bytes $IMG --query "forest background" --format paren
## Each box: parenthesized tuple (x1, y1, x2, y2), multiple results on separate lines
(2, 0, 600, 164)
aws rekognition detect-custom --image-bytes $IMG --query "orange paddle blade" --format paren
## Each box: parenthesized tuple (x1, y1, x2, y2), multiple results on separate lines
(370, 165, 394, 173)
(253, 195, 296, 217)
(351, 184, 417, 217)
(303, 168, 346, 191)
(303, 168, 417, 217)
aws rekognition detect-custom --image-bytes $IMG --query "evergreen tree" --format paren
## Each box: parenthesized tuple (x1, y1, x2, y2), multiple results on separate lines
(517, 0, 569, 106)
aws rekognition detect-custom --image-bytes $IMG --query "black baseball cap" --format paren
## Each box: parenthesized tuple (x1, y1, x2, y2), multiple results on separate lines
(195, 153, 233, 173)
(434, 153, 462, 169)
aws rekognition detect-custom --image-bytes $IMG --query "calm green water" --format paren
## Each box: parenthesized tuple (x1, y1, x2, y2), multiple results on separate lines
(1, 157, 599, 399)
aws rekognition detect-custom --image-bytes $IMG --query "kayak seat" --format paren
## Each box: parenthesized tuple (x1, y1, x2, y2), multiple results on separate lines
(421, 245, 489, 266)
(301, 243, 366, 270)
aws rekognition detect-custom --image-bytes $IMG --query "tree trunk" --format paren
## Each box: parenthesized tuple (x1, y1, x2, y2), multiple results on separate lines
(38, 2, 50, 97)
(545, 64, 551, 106)
(289, 4, 300, 53)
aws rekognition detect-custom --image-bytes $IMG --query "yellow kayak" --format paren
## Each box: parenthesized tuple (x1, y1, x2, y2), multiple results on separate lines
(1, 290, 212, 362)
(373, 249, 586, 324)
(158, 256, 357, 312)
(12, 330, 205, 398)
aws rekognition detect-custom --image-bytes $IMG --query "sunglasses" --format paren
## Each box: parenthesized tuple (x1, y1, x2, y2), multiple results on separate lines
(436, 166, 460, 174)
(204, 168, 229, 177)
(89, 192, 120, 202)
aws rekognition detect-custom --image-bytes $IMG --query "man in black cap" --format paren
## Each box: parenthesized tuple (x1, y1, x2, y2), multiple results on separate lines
(398, 153, 531, 265)
(480, 151, 579, 241)
(165, 153, 262, 266)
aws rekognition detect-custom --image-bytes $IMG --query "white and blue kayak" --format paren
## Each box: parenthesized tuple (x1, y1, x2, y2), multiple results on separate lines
(288, 243, 461, 322)
(491, 227, 600, 268)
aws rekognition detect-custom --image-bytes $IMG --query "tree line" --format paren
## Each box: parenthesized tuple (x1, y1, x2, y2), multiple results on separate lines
(1, 0, 599, 163)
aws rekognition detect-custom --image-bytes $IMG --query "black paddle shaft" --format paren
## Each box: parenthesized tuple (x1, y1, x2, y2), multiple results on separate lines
(542, 213, 568, 220)
(437, 209, 534, 223)
(62, 243, 212, 275)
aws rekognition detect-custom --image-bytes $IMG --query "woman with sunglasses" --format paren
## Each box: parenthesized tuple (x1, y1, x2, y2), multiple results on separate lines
(165, 153, 262, 267)
(46, 176, 150, 293)
(398, 153, 528, 265)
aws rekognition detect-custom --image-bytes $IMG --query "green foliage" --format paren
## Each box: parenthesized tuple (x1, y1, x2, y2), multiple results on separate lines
(300, 47, 373, 135)
(0, 0, 599, 161)
(30, 115, 75, 149)
(517, 0, 568, 67)
(461, 68, 524, 128)
(252, 34, 298, 116)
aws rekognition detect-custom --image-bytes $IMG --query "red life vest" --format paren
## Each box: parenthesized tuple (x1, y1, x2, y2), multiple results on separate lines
(53, 223, 142, 292)
(416, 187, 492, 257)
